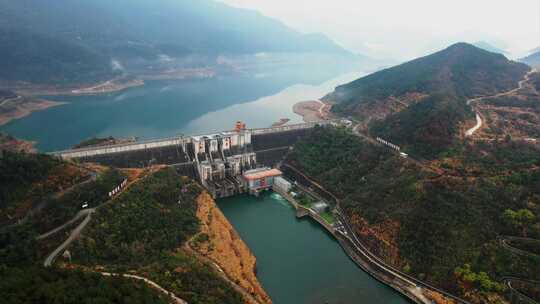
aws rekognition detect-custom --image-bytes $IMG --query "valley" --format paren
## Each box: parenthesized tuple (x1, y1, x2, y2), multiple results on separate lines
(0, 0, 539, 302)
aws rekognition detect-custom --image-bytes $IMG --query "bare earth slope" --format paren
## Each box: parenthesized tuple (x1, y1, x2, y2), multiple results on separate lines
(193, 192, 272, 304)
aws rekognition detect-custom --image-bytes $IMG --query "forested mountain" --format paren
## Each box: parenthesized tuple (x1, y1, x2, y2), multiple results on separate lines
(324, 43, 529, 158)
(288, 126, 540, 304)
(520, 50, 540, 67)
(0, 0, 352, 84)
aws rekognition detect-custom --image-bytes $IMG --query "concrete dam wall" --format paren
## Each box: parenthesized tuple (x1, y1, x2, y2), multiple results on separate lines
(51, 121, 337, 197)
(61, 128, 309, 169)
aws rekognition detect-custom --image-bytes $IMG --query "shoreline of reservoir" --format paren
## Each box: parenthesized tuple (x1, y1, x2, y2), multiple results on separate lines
(293, 100, 331, 122)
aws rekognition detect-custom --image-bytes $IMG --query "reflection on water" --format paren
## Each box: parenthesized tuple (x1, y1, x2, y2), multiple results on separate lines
(2, 64, 363, 152)
(181, 72, 362, 135)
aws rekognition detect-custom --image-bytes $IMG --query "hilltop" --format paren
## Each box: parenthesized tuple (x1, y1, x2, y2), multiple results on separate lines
(324, 42, 529, 158)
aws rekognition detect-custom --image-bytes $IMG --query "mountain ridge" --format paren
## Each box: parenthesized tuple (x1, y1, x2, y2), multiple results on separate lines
(520, 50, 540, 67)
(0, 0, 354, 85)
(323, 42, 530, 158)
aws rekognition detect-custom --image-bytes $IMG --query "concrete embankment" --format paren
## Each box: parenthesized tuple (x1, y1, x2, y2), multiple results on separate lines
(280, 168, 472, 304)
(274, 187, 432, 304)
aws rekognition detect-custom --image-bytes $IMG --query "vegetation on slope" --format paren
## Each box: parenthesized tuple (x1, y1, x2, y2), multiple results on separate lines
(370, 93, 473, 158)
(29, 168, 125, 233)
(0, 267, 169, 304)
(71, 167, 244, 304)
(324, 43, 529, 159)
(326, 43, 528, 109)
(0, 152, 244, 304)
(0, 151, 88, 224)
(0, 28, 116, 84)
(288, 126, 540, 302)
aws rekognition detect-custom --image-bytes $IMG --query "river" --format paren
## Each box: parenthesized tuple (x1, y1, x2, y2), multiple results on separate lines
(218, 193, 410, 304)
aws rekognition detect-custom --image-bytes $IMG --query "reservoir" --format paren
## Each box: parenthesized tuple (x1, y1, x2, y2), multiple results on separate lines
(218, 193, 410, 304)
(2, 56, 409, 302)
(1, 56, 363, 152)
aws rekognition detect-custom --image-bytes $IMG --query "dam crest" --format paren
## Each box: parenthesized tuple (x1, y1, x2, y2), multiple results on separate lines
(52, 120, 340, 198)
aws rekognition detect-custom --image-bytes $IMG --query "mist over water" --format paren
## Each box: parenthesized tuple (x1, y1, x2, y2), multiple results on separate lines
(1, 57, 363, 152)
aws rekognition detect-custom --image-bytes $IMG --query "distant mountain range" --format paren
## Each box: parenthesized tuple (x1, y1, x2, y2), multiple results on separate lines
(520, 49, 540, 67)
(472, 41, 508, 55)
(324, 42, 529, 157)
(0, 0, 353, 85)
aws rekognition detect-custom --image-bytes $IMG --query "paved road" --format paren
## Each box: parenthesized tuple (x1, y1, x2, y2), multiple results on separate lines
(500, 236, 540, 258)
(465, 68, 537, 137)
(99, 272, 188, 304)
(37, 208, 95, 240)
(465, 113, 482, 136)
(2, 170, 97, 232)
(503, 277, 540, 304)
(283, 163, 471, 304)
(43, 209, 94, 267)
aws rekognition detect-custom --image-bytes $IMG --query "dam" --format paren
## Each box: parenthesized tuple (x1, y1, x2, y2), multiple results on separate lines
(52, 120, 338, 198)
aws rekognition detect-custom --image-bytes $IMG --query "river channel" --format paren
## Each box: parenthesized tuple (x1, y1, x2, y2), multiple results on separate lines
(218, 192, 410, 304)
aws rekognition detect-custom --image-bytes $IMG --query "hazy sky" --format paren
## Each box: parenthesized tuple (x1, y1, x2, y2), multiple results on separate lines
(220, 0, 540, 61)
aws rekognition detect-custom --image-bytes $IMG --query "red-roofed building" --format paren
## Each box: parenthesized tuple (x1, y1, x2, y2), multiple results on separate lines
(243, 167, 282, 195)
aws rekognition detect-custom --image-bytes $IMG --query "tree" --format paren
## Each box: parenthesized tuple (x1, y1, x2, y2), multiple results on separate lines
(502, 209, 535, 237)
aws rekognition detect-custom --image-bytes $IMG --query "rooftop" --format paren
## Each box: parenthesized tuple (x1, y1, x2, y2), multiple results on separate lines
(243, 168, 282, 180)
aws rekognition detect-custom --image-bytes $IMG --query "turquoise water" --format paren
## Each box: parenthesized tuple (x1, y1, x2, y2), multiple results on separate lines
(217, 193, 410, 304)
(1, 65, 361, 152)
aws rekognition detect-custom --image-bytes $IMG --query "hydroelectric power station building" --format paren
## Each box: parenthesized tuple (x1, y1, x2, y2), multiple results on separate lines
(52, 120, 336, 198)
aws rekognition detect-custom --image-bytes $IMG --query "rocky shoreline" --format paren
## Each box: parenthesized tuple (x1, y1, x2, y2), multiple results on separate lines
(193, 192, 272, 304)
(0, 98, 66, 126)
(293, 100, 331, 122)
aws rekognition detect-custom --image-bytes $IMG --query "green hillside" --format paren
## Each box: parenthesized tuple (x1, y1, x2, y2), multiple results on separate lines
(0, 29, 116, 84)
(324, 43, 529, 158)
(287, 126, 540, 303)
(326, 43, 527, 107)
(0, 152, 244, 304)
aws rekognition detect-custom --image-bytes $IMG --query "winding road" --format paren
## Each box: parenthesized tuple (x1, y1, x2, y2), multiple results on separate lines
(37, 208, 95, 241)
(99, 272, 188, 304)
(43, 209, 94, 267)
(465, 68, 537, 137)
(499, 236, 540, 258)
(1, 169, 97, 233)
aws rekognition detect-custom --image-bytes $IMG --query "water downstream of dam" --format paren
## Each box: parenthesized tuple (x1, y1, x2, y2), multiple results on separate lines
(218, 192, 410, 304)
